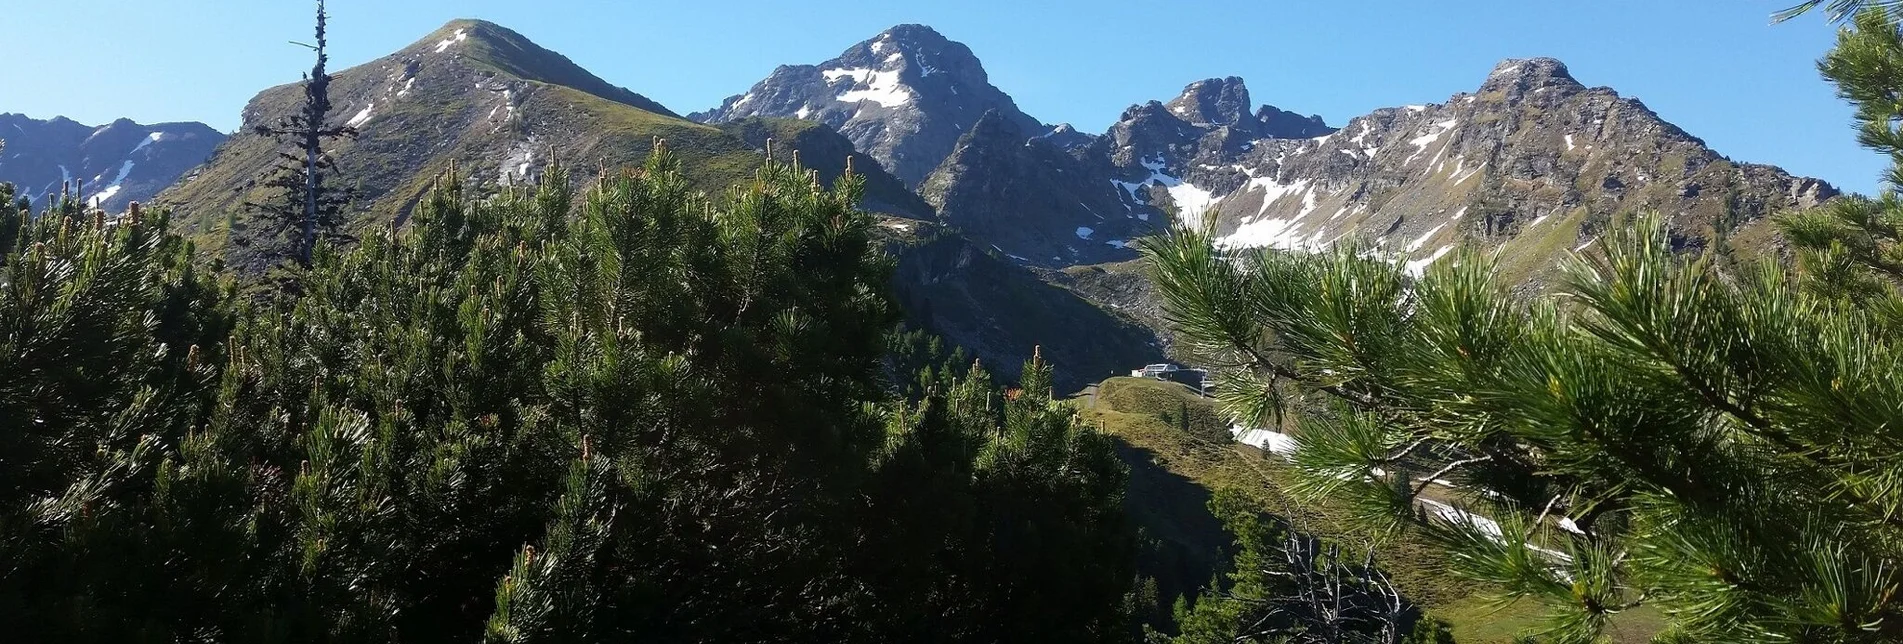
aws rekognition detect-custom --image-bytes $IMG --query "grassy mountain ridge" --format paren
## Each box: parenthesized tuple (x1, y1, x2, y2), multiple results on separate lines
(157, 20, 874, 271)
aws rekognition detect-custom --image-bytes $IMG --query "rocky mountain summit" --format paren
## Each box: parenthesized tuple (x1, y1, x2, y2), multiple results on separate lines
(919, 110, 1150, 268)
(158, 19, 930, 270)
(0, 113, 223, 212)
(1176, 58, 1835, 280)
(162, 18, 708, 244)
(915, 75, 1334, 268)
(690, 24, 1047, 187)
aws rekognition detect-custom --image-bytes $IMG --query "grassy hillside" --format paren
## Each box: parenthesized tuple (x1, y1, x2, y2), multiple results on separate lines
(155, 20, 899, 273)
(1076, 377, 1667, 643)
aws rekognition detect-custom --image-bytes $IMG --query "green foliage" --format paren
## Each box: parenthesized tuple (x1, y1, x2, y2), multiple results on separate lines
(1170, 488, 1431, 644)
(859, 345, 1138, 642)
(0, 147, 1135, 642)
(1147, 203, 1903, 641)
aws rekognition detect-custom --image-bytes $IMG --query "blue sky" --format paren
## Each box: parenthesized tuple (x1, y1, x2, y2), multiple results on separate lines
(0, 1, 1885, 192)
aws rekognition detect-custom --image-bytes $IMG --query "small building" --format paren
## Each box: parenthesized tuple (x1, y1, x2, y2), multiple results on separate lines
(1126, 363, 1211, 395)
(1164, 368, 1208, 391)
(1135, 363, 1178, 379)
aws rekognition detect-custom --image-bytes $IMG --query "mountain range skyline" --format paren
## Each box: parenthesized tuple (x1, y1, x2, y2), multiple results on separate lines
(0, 0, 1879, 193)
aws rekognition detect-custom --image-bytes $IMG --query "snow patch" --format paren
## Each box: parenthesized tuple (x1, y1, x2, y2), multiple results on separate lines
(1165, 182, 1218, 227)
(883, 220, 912, 232)
(824, 68, 911, 108)
(1116, 157, 1220, 228)
(1407, 223, 1447, 252)
(1404, 245, 1455, 276)
(128, 132, 164, 156)
(1219, 179, 1331, 250)
(1449, 159, 1484, 184)
(434, 28, 467, 53)
(1105, 239, 1129, 249)
(86, 160, 136, 208)
(794, 105, 813, 120)
(347, 102, 376, 128)
(1075, 226, 1095, 239)
(991, 245, 1032, 263)
(1232, 425, 1298, 455)
(1564, 134, 1575, 151)
(1406, 118, 1459, 165)
(1420, 499, 1502, 539)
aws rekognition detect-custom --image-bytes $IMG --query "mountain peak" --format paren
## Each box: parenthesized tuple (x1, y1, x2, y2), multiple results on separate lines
(1482, 57, 1581, 95)
(398, 18, 675, 117)
(1165, 77, 1253, 127)
(875, 23, 951, 46)
(695, 24, 1044, 187)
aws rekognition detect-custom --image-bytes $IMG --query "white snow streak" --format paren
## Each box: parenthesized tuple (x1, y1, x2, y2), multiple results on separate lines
(1404, 245, 1455, 277)
(1407, 223, 1448, 252)
(1406, 118, 1459, 164)
(824, 68, 912, 107)
(347, 103, 376, 128)
(1420, 499, 1503, 538)
(1219, 179, 1332, 250)
(87, 160, 136, 208)
(1115, 157, 1219, 228)
(128, 132, 164, 156)
(434, 28, 467, 53)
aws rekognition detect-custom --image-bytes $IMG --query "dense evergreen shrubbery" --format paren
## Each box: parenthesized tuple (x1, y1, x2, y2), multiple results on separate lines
(0, 149, 1135, 642)
(1144, 12, 1903, 642)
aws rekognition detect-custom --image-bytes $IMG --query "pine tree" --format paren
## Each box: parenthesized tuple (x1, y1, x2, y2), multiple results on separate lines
(1146, 198, 1903, 638)
(2, 143, 1142, 642)
(1142, 14, 1903, 638)
(248, 0, 354, 270)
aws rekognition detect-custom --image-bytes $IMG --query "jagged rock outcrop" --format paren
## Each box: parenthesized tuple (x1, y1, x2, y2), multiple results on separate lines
(919, 110, 1159, 267)
(0, 114, 223, 212)
(690, 24, 1047, 187)
(1091, 77, 1333, 228)
(1144, 58, 1835, 281)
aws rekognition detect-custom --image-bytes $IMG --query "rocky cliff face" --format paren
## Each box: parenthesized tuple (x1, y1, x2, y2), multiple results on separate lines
(913, 76, 1333, 269)
(1125, 59, 1834, 281)
(918, 110, 1159, 268)
(887, 222, 1164, 391)
(0, 114, 223, 212)
(690, 24, 1047, 187)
